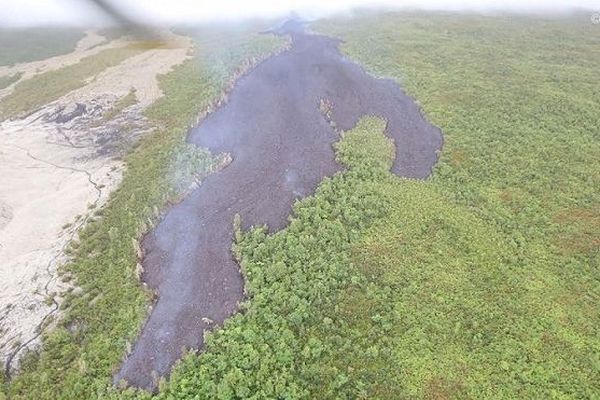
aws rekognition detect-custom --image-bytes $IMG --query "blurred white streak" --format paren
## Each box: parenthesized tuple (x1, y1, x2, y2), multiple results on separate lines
(1, 0, 599, 27)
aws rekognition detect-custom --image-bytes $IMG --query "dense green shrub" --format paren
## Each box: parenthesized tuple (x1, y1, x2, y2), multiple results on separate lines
(5, 12, 599, 399)
(156, 13, 599, 399)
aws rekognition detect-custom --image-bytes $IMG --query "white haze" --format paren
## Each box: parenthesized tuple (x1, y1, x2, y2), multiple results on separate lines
(1, 0, 599, 27)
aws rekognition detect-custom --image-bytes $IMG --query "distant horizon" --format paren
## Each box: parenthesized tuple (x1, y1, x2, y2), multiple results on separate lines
(1, 0, 598, 28)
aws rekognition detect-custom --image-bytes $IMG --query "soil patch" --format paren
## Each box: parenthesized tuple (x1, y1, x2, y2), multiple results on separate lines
(115, 22, 442, 389)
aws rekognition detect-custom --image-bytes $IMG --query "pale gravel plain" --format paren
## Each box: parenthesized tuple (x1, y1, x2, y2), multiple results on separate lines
(0, 30, 192, 373)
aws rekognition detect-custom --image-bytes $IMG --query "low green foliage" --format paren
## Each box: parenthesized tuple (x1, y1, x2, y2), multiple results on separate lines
(5, 12, 599, 399)
(145, 116, 402, 400)
(322, 13, 600, 398)
(0, 27, 84, 67)
(0, 72, 22, 90)
(0, 46, 145, 120)
(335, 117, 394, 176)
(4, 26, 284, 400)
(143, 13, 600, 399)
(146, 68, 598, 397)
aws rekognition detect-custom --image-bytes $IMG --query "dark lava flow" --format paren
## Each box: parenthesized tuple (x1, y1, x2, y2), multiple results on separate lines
(115, 20, 442, 389)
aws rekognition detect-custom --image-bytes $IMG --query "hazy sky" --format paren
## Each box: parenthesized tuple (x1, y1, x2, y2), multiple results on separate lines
(1, 0, 599, 27)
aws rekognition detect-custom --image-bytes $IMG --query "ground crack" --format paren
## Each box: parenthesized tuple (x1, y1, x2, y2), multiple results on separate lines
(3, 144, 104, 378)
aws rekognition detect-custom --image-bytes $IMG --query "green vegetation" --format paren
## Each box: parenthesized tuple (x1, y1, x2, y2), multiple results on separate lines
(4, 13, 599, 399)
(153, 13, 599, 399)
(3, 26, 285, 400)
(315, 15, 600, 397)
(0, 72, 22, 90)
(0, 46, 145, 120)
(148, 116, 402, 399)
(0, 27, 83, 67)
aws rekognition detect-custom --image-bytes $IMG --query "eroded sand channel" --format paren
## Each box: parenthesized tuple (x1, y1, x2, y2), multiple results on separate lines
(116, 21, 442, 389)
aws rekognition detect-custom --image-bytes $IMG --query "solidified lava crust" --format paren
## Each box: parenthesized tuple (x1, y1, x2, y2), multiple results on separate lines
(115, 21, 442, 390)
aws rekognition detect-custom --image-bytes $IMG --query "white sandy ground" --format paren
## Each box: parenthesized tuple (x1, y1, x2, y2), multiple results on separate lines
(64, 34, 192, 108)
(0, 30, 191, 372)
(0, 117, 123, 366)
(0, 30, 129, 101)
